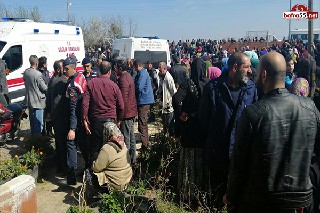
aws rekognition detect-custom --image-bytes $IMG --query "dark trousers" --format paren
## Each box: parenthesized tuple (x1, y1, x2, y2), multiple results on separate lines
(77, 124, 91, 169)
(66, 139, 77, 170)
(161, 112, 174, 135)
(90, 118, 116, 163)
(120, 118, 136, 164)
(138, 105, 150, 148)
(53, 124, 68, 174)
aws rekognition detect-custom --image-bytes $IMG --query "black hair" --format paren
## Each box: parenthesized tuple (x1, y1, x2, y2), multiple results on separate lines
(53, 60, 62, 71)
(285, 55, 293, 63)
(133, 59, 142, 67)
(38, 56, 47, 68)
(115, 60, 127, 71)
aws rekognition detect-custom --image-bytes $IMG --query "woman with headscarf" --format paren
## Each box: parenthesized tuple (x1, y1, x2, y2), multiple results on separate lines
(208, 66, 222, 79)
(91, 122, 132, 191)
(289, 78, 320, 213)
(175, 57, 209, 207)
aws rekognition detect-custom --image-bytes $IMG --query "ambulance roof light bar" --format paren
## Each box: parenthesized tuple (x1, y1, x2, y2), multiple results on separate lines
(52, 20, 72, 24)
(1, 18, 34, 22)
(143, 36, 160, 39)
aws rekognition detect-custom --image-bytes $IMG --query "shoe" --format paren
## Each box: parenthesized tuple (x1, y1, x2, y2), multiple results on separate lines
(67, 178, 76, 185)
(67, 168, 77, 185)
(58, 178, 76, 186)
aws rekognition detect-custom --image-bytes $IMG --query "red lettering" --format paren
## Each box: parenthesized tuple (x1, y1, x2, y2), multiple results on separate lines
(307, 12, 318, 19)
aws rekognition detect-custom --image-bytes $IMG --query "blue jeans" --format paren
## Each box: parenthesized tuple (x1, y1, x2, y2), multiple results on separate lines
(29, 108, 44, 137)
(121, 118, 136, 164)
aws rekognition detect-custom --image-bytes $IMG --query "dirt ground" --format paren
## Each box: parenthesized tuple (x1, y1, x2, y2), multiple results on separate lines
(0, 114, 161, 213)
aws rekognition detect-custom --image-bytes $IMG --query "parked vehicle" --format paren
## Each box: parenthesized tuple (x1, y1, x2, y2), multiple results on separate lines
(0, 18, 85, 102)
(0, 102, 27, 143)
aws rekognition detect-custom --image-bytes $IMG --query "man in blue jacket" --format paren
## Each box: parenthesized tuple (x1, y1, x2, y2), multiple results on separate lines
(134, 60, 154, 149)
(198, 52, 257, 209)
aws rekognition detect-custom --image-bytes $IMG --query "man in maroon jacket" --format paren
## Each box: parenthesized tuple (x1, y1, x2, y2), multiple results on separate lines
(82, 61, 124, 163)
(115, 60, 138, 164)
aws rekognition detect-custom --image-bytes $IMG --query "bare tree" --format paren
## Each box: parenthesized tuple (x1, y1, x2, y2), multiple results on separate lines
(14, 6, 29, 19)
(0, 5, 42, 22)
(29, 7, 43, 22)
(128, 16, 138, 37)
(107, 15, 124, 40)
(80, 17, 109, 48)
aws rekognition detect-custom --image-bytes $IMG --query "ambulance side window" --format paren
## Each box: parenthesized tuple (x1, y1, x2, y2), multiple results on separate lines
(2, 45, 23, 72)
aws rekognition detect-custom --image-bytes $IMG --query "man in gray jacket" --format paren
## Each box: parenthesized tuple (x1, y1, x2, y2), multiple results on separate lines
(0, 59, 9, 107)
(23, 55, 47, 137)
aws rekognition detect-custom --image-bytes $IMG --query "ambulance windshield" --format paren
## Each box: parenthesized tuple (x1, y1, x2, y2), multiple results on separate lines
(0, 41, 6, 53)
(134, 51, 167, 69)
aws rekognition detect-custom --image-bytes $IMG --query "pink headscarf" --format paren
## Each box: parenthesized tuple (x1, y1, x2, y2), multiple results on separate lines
(208, 67, 222, 79)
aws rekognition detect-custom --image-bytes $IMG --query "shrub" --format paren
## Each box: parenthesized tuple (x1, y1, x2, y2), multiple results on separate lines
(98, 191, 124, 213)
(0, 155, 28, 182)
(20, 147, 43, 169)
(24, 136, 55, 156)
(66, 205, 94, 213)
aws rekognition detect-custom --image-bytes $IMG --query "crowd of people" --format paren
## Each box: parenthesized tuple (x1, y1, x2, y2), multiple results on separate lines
(20, 36, 320, 212)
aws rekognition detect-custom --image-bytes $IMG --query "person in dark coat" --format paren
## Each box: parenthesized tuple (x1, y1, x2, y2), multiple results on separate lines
(225, 51, 320, 213)
(115, 59, 138, 164)
(170, 55, 188, 89)
(176, 57, 209, 205)
(82, 57, 100, 81)
(38, 56, 50, 85)
(46, 60, 69, 175)
(198, 52, 257, 209)
(0, 59, 9, 106)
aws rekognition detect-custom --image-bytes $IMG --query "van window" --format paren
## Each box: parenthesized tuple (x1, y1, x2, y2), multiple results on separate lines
(2, 45, 23, 72)
(134, 51, 167, 69)
(0, 41, 6, 52)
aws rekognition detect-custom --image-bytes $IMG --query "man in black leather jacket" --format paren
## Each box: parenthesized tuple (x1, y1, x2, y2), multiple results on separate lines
(225, 51, 320, 212)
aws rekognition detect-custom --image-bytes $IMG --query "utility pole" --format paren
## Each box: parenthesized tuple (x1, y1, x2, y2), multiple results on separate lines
(288, 0, 292, 40)
(67, 0, 70, 22)
(308, 0, 314, 56)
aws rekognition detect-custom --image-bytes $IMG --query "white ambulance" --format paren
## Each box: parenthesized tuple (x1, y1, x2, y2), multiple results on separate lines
(0, 18, 85, 102)
(112, 36, 171, 69)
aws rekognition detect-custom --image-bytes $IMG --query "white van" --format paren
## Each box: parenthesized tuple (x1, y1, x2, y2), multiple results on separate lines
(112, 37, 171, 69)
(290, 28, 320, 42)
(0, 18, 85, 102)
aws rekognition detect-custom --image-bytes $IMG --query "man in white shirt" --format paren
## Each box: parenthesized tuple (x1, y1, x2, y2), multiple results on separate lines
(158, 62, 177, 135)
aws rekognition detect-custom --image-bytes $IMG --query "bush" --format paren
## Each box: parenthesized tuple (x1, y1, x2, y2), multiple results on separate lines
(66, 205, 94, 213)
(98, 191, 124, 213)
(24, 136, 55, 156)
(20, 147, 43, 169)
(0, 155, 28, 182)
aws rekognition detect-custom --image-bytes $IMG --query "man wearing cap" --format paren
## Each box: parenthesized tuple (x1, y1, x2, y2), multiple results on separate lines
(82, 57, 100, 81)
(63, 56, 87, 185)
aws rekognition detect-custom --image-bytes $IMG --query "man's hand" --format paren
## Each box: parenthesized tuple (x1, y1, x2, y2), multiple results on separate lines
(117, 121, 122, 128)
(84, 120, 91, 135)
(67, 129, 76, 140)
(179, 112, 189, 122)
(45, 113, 51, 122)
(223, 194, 230, 205)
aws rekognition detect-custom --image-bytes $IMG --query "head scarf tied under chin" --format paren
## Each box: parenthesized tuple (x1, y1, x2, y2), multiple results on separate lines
(290, 77, 310, 97)
(103, 122, 125, 149)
